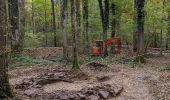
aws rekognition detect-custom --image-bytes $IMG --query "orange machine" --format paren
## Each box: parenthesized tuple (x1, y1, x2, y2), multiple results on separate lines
(92, 37, 121, 56)
(92, 40, 104, 56)
(106, 38, 113, 46)
(113, 37, 121, 54)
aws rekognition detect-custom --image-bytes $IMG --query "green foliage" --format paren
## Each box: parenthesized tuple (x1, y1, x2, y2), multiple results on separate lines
(11, 54, 57, 67)
(24, 0, 170, 47)
(162, 64, 170, 71)
(24, 32, 44, 47)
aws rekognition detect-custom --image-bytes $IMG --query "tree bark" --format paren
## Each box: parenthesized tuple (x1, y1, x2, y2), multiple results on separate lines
(0, 0, 13, 98)
(83, 0, 90, 54)
(76, 0, 81, 27)
(133, 0, 146, 63)
(8, 0, 25, 53)
(9, 0, 20, 52)
(111, 3, 116, 53)
(167, 11, 170, 49)
(160, 0, 166, 55)
(135, 0, 145, 54)
(71, 0, 79, 70)
(111, 3, 116, 38)
(32, 0, 35, 34)
(44, 0, 48, 46)
(98, 0, 110, 57)
(51, 0, 57, 47)
(133, 0, 138, 52)
(18, 0, 25, 52)
(61, 0, 68, 60)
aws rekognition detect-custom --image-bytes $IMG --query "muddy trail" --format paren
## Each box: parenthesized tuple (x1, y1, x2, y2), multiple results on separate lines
(9, 48, 170, 100)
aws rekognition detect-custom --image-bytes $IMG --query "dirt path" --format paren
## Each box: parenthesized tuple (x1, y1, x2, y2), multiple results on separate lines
(113, 54, 170, 100)
(113, 67, 154, 100)
(9, 54, 170, 100)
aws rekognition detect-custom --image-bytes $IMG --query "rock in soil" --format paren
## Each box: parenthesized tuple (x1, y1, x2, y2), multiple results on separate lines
(110, 84, 123, 97)
(87, 95, 100, 100)
(24, 88, 43, 97)
(87, 62, 109, 72)
(16, 70, 90, 90)
(77, 93, 86, 99)
(15, 78, 34, 90)
(96, 75, 111, 82)
(98, 89, 109, 99)
(14, 68, 123, 100)
(21, 83, 123, 100)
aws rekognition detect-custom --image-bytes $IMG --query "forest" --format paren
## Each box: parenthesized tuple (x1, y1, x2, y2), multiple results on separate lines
(0, 0, 170, 100)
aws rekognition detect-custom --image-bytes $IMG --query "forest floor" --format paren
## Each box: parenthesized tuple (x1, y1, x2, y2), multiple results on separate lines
(9, 47, 170, 100)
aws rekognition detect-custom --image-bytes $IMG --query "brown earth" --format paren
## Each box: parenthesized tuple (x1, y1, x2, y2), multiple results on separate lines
(9, 47, 170, 100)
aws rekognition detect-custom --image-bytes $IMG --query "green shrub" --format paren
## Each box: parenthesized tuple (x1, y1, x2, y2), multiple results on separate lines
(11, 54, 56, 67)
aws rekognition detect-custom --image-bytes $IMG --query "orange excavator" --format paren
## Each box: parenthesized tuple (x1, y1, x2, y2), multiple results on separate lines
(92, 37, 121, 56)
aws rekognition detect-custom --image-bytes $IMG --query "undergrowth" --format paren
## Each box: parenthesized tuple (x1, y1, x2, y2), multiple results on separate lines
(11, 53, 139, 68)
(161, 64, 170, 71)
(11, 54, 57, 68)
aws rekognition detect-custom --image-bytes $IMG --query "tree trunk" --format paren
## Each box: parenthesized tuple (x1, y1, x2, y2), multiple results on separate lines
(18, 0, 25, 52)
(71, 0, 79, 70)
(51, 0, 57, 47)
(98, 0, 110, 57)
(0, 0, 13, 98)
(98, 0, 105, 30)
(154, 33, 158, 48)
(8, 0, 25, 53)
(32, 0, 35, 34)
(135, 0, 145, 54)
(61, 0, 68, 60)
(166, 11, 170, 49)
(76, 0, 81, 27)
(133, 0, 138, 52)
(133, 0, 146, 63)
(44, 0, 48, 46)
(104, 0, 109, 57)
(111, 3, 116, 53)
(9, 0, 20, 52)
(75, 0, 82, 53)
(111, 3, 116, 38)
(160, 0, 166, 55)
(83, 0, 90, 54)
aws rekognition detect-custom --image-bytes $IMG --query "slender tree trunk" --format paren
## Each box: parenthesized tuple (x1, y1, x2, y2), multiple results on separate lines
(9, 0, 20, 52)
(104, 0, 110, 56)
(75, 0, 82, 53)
(0, 0, 13, 98)
(133, 0, 138, 52)
(160, 0, 166, 55)
(111, 3, 116, 38)
(167, 11, 170, 50)
(44, 0, 48, 46)
(8, 0, 25, 52)
(98, 0, 110, 57)
(18, 0, 25, 51)
(32, 0, 35, 34)
(111, 3, 116, 53)
(83, 0, 90, 54)
(76, 0, 81, 27)
(98, 0, 105, 33)
(133, 0, 146, 63)
(166, 0, 170, 50)
(51, 0, 57, 47)
(135, 0, 145, 54)
(71, 0, 79, 70)
(154, 33, 157, 48)
(61, 0, 68, 60)
(160, 27, 163, 55)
